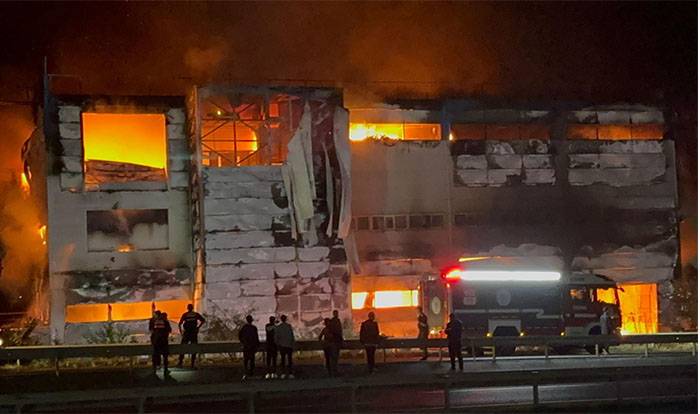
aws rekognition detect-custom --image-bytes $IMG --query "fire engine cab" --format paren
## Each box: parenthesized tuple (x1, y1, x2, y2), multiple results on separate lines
(441, 263, 621, 354)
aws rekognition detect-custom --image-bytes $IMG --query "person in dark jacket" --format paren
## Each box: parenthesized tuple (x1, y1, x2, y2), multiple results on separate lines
(359, 312, 381, 373)
(151, 312, 172, 375)
(238, 315, 260, 379)
(329, 310, 344, 364)
(445, 313, 463, 371)
(417, 306, 429, 360)
(264, 316, 278, 378)
(275, 314, 296, 378)
(177, 304, 206, 368)
(149, 310, 162, 370)
(319, 318, 338, 376)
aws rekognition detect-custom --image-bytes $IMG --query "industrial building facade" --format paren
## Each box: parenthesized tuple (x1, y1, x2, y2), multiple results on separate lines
(32, 85, 677, 343)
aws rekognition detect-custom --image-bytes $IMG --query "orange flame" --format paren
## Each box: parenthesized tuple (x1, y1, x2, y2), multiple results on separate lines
(117, 244, 134, 252)
(349, 123, 402, 141)
(20, 172, 30, 195)
(37, 225, 47, 245)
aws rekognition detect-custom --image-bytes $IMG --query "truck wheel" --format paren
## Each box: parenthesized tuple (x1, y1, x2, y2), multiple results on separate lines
(585, 326, 602, 354)
(492, 326, 519, 356)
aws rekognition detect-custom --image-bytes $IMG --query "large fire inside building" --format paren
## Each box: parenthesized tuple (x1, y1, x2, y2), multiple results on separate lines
(7, 82, 678, 344)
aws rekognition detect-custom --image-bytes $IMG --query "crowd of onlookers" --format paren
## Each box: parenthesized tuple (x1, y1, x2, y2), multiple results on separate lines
(148, 305, 466, 378)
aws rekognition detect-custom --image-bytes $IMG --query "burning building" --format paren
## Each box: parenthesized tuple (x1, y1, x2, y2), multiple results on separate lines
(31, 85, 677, 343)
(349, 102, 675, 336)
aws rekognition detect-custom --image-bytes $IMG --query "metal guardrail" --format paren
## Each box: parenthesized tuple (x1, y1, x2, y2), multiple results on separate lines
(0, 333, 696, 362)
(0, 360, 696, 413)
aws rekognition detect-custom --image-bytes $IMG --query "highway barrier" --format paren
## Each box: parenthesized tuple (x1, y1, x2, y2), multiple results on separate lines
(0, 332, 696, 376)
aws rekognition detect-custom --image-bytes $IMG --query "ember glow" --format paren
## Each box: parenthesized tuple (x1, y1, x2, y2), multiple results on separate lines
(117, 243, 134, 252)
(82, 113, 167, 169)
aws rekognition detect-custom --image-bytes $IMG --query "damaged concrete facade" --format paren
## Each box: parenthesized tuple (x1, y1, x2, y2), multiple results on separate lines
(351, 103, 677, 335)
(38, 89, 678, 342)
(188, 86, 351, 339)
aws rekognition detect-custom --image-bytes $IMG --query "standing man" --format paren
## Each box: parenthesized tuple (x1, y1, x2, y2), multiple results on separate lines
(599, 307, 612, 354)
(445, 313, 463, 371)
(238, 315, 260, 379)
(264, 316, 278, 379)
(177, 304, 206, 369)
(360, 312, 381, 374)
(152, 312, 172, 376)
(329, 310, 344, 367)
(319, 318, 338, 376)
(417, 306, 429, 360)
(275, 314, 296, 379)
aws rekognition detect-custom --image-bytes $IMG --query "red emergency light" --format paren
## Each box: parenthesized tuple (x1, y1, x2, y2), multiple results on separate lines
(442, 267, 463, 284)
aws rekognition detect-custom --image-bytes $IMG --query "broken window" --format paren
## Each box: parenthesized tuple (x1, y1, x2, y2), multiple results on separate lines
(82, 113, 167, 185)
(451, 124, 550, 141)
(87, 209, 168, 252)
(567, 124, 663, 141)
(349, 123, 441, 141)
(65, 300, 190, 323)
(197, 91, 311, 167)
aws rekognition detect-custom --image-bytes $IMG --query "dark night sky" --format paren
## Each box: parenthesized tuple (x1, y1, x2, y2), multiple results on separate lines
(0, 1, 697, 250)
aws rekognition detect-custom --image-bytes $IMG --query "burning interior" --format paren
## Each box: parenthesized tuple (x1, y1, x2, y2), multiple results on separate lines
(82, 112, 167, 186)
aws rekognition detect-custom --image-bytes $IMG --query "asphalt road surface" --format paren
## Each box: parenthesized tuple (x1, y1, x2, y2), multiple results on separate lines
(0, 354, 696, 413)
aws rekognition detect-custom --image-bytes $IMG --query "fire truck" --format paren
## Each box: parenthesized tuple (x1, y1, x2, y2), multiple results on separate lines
(441, 264, 621, 355)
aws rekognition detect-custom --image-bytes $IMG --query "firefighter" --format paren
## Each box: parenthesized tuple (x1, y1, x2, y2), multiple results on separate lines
(148, 310, 162, 370)
(360, 312, 381, 374)
(319, 318, 338, 376)
(275, 314, 296, 379)
(329, 310, 344, 365)
(264, 316, 278, 379)
(151, 312, 172, 375)
(445, 313, 463, 371)
(177, 304, 206, 368)
(417, 306, 429, 360)
(238, 315, 260, 379)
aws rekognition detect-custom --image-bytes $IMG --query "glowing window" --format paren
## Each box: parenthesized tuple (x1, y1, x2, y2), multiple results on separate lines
(373, 290, 420, 309)
(352, 292, 369, 310)
(82, 113, 167, 184)
(65, 300, 190, 323)
(349, 123, 441, 142)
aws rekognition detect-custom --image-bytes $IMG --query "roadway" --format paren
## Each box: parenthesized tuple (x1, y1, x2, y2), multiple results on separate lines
(0, 353, 696, 413)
